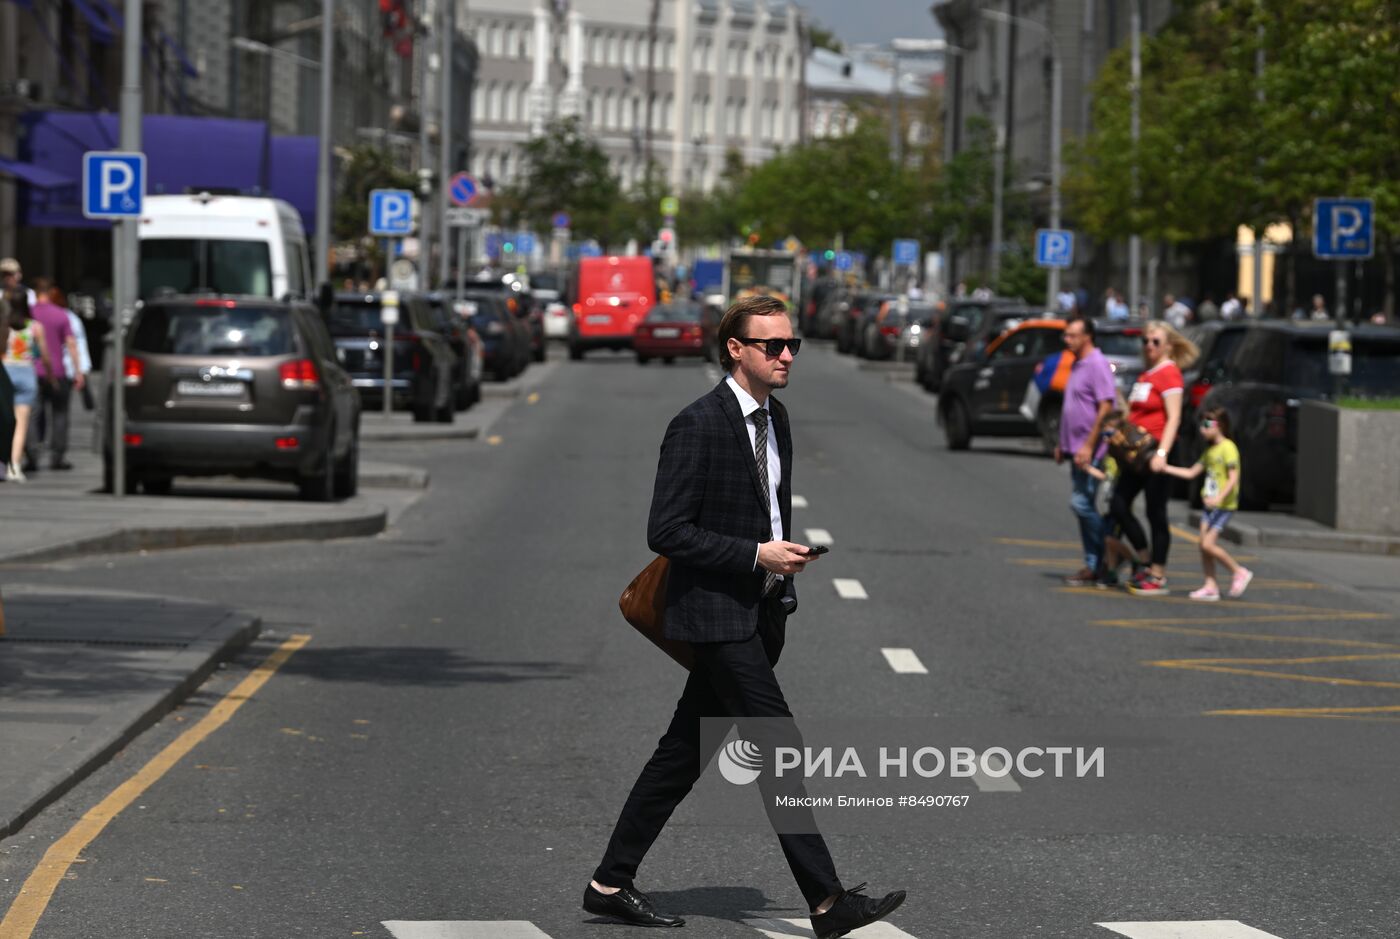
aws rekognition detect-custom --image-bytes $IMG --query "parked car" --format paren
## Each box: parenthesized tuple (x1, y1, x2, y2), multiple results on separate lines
(916, 297, 1032, 392)
(460, 290, 525, 381)
(810, 283, 851, 339)
(1197, 322, 1400, 507)
(425, 292, 482, 409)
(836, 292, 893, 354)
(531, 270, 572, 340)
(458, 275, 535, 373)
(937, 318, 1067, 451)
(105, 295, 360, 500)
(801, 277, 840, 336)
(633, 301, 718, 364)
(858, 298, 937, 361)
(568, 255, 656, 358)
(328, 292, 457, 422)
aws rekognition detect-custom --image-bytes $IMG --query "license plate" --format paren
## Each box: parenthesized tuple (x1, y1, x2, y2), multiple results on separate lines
(586, 315, 612, 325)
(652, 328, 680, 338)
(176, 380, 244, 397)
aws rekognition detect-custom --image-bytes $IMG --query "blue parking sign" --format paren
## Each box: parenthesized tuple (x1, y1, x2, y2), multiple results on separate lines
(516, 233, 537, 256)
(1313, 198, 1374, 260)
(892, 239, 920, 266)
(834, 251, 853, 272)
(1035, 229, 1074, 269)
(369, 189, 416, 236)
(83, 151, 145, 219)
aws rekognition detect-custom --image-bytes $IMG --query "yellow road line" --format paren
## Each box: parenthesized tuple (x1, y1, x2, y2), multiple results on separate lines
(526, 392, 540, 404)
(0, 634, 311, 938)
(1009, 557, 1082, 567)
(1086, 618, 1400, 649)
(1209, 704, 1400, 716)
(1057, 587, 1342, 614)
(1154, 652, 1400, 667)
(1146, 660, 1400, 690)
(992, 537, 1082, 549)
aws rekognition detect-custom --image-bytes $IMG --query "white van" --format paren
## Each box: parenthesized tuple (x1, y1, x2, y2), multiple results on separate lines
(138, 193, 313, 301)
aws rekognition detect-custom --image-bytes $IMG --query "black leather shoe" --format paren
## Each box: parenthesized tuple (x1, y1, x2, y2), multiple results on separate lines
(582, 884, 685, 927)
(810, 882, 906, 939)
(50, 460, 74, 471)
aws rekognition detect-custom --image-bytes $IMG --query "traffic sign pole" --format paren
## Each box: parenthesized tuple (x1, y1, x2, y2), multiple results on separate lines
(113, 0, 143, 499)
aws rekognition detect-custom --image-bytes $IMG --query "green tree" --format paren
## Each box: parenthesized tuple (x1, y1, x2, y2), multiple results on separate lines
(494, 117, 622, 245)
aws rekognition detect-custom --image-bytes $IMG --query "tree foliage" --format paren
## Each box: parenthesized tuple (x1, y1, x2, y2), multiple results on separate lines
(494, 117, 623, 244)
(333, 143, 417, 246)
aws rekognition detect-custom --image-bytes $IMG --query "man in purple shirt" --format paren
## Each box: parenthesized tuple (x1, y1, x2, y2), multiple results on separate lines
(1055, 316, 1118, 586)
(27, 279, 85, 471)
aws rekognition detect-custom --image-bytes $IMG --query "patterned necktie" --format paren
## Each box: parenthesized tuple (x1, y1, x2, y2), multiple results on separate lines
(751, 408, 781, 597)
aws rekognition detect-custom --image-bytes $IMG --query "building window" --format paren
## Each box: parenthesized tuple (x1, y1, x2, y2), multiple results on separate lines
(520, 25, 532, 57)
(486, 82, 500, 122)
(473, 84, 484, 122)
(630, 95, 641, 131)
(502, 82, 516, 123)
(520, 85, 532, 123)
(634, 35, 646, 70)
(591, 31, 603, 65)
(503, 23, 514, 59)
(607, 33, 620, 66)
(663, 94, 674, 132)
(622, 32, 634, 69)
(604, 89, 616, 129)
(587, 90, 598, 126)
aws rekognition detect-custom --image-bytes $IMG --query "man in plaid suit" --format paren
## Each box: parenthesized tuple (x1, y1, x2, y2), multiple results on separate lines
(585, 296, 906, 937)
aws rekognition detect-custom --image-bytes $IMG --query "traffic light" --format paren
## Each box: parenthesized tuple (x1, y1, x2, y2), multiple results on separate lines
(823, 249, 835, 261)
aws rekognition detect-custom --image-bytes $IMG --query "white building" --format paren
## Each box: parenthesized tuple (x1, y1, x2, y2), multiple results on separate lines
(463, 0, 807, 193)
(804, 45, 932, 143)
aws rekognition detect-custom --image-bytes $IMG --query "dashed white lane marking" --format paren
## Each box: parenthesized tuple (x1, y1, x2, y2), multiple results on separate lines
(792, 495, 809, 509)
(745, 917, 920, 938)
(382, 923, 552, 939)
(881, 648, 928, 674)
(1097, 922, 1285, 939)
(970, 750, 1023, 792)
(833, 578, 868, 599)
(804, 528, 833, 545)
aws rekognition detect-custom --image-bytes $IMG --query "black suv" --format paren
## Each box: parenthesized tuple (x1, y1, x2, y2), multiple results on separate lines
(106, 296, 360, 500)
(328, 292, 458, 422)
(916, 297, 1032, 392)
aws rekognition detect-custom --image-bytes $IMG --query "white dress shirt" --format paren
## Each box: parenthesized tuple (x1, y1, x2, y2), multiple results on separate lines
(726, 374, 784, 575)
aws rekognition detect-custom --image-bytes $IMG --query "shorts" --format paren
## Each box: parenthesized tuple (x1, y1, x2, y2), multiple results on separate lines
(1202, 508, 1234, 532)
(4, 363, 37, 407)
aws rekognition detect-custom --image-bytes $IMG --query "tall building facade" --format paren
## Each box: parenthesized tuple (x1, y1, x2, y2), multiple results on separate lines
(464, 0, 807, 193)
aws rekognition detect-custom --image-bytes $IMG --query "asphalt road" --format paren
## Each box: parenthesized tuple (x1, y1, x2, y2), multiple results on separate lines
(1, 341, 1397, 939)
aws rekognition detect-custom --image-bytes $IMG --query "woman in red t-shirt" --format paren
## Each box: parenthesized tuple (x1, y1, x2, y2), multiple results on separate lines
(1109, 321, 1198, 595)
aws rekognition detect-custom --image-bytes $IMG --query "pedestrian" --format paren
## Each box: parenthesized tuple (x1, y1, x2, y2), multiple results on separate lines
(47, 287, 93, 410)
(1163, 293, 1191, 330)
(1309, 294, 1330, 321)
(26, 279, 85, 471)
(0, 295, 16, 474)
(1055, 316, 1119, 586)
(1104, 289, 1129, 321)
(1196, 294, 1219, 323)
(1112, 320, 1198, 596)
(1056, 286, 1077, 314)
(587, 295, 906, 937)
(1161, 407, 1253, 601)
(1220, 292, 1242, 321)
(0, 257, 36, 309)
(3, 292, 51, 481)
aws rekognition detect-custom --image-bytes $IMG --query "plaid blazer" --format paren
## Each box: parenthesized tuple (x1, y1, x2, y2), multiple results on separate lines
(648, 380, 795, 643)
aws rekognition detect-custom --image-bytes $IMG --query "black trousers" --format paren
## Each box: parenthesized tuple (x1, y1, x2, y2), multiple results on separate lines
(1110, 466, 1172, 567)
(34, 377, 72, 463)
(593, 601, 843, 910)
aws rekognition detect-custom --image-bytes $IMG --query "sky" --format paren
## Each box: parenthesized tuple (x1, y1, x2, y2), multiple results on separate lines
(798, 0, 944, 47)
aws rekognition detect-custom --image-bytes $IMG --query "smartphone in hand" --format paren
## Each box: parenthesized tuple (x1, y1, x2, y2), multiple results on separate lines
(804, 545, 830, 557)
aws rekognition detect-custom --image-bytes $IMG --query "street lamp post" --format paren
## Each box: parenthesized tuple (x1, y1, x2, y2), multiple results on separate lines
(980, 8, 1061, 306)
(315, 0, 333, 287)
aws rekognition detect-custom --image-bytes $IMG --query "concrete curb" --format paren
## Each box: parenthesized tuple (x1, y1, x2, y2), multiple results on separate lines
(359, 463, 430, 490)
(0, 505, 388, 565)
(0, 611, 261, 840)
(359, 422, 481, 443)
(1188, 511, 1400, 557)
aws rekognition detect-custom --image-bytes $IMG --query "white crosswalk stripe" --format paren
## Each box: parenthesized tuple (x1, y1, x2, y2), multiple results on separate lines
(382, 923, 552, 939)
(792, 494, 809, 508)
(1097, 921, 1286, 938)
(971, 752, 1023, 792)
(745, 917, 920, 938)
(833, 578, 868, 599)
(881, 647, 928, 674)
(805, 528, 833, 545)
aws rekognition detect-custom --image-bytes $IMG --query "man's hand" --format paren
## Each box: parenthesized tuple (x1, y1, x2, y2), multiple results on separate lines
(758, 541, 817, 575)
(74, 373, 86, 391)
(1053, 445, 1063, 465)
(1073, 444, 1093, 469)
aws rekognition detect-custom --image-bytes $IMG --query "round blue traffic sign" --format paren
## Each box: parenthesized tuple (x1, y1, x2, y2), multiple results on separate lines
(449, 172, 481, 207)
(552, 211, 571, 229)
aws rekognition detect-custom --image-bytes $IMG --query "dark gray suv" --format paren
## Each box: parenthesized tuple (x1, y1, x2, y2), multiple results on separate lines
(104, 296, 360, 500)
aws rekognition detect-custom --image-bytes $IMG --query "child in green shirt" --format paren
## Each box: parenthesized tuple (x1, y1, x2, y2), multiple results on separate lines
(1162, 407, 1253, 600)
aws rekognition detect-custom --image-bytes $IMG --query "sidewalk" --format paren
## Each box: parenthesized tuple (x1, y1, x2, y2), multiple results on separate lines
(1187, 507, 1400, 557)
(0, 586, 260, 838)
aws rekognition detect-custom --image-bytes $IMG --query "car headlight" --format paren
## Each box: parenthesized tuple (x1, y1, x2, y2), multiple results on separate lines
(909, 324, 922, 335)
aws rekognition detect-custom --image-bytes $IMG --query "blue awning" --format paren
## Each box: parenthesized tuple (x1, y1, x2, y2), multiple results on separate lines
(71, 0, 117, 44)
(0, 156, 74, 188)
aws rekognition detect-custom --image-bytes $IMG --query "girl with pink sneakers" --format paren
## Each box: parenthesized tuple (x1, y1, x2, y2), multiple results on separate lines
(1162, 407, 1253, 601)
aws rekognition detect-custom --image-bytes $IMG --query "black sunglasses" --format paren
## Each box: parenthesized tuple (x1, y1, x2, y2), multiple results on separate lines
(737, 337, 802, 356)
(1142, 337, 1165, 347)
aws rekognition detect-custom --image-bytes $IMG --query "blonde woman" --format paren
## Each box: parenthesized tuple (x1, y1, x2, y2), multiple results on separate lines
(1110, 320, 1198, 596)
(3, 298, 51, 481)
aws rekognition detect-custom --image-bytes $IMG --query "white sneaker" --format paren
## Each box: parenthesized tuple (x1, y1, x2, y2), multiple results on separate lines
(6, 462, 26, 483)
